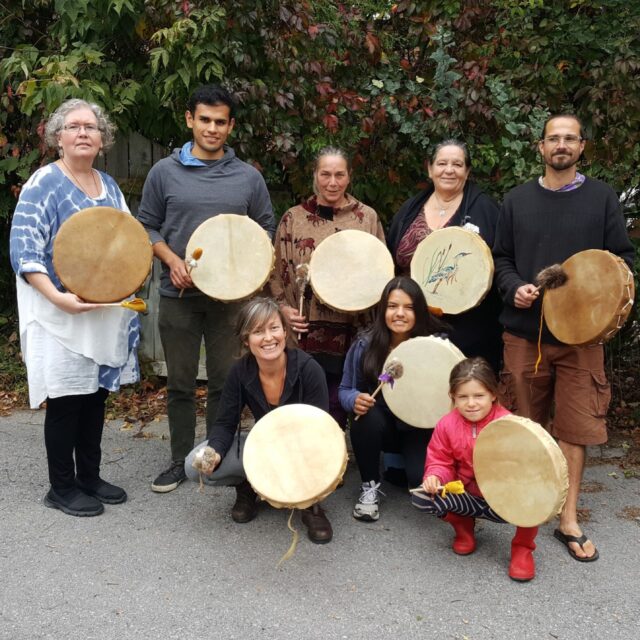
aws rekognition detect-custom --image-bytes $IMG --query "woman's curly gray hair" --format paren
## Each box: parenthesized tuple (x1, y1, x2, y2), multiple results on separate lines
(44, 99, 116, 152)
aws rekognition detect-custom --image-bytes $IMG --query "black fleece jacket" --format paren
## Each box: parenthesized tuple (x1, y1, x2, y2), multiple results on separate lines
(207, 348, 329, 458)
(387, 181, 503, 367)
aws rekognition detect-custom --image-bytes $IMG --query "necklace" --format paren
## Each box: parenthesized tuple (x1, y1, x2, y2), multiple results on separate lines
(432, 192, 461, 217)
(61, 158, 100, 197)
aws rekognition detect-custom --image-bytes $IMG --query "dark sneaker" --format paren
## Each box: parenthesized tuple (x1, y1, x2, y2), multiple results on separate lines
(301, 503, 333, 544)
(76, 478, 127, 504)
(231, 480, 258, 523)
(44, 487, 104, 517)
(151, 461, 186, 493)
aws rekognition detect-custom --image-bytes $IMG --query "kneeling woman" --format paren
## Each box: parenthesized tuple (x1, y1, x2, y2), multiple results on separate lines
(338, 277, 446, 522)
(185, 297, 333, 543)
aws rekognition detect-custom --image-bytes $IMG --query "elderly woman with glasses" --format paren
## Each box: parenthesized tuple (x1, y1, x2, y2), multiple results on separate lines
(9, 98, 140, 518)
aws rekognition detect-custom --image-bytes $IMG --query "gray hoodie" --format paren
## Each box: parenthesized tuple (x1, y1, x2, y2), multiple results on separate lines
(137, 145, 275, 297)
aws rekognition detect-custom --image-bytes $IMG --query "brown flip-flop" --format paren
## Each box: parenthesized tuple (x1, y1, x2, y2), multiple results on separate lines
(553, 529, 599, 562)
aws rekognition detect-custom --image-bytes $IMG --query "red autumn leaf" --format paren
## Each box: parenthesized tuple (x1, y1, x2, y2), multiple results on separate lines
(365, 32, 380, 55)
(373, 106, 387, 125)
(361, 117, 374, 133)
(323, 113, 339, 133)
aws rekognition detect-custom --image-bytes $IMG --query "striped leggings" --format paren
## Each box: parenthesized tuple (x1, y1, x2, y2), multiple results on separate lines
(411, 489, 506, 523)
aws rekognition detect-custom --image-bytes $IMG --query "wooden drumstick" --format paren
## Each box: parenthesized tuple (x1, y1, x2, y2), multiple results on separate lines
(294, 263, 310, 341)
(409, 480, 465, 496)
(179, 247, 203, 299)
(98, 297, 147, 313)
(354, 358, 404, 421)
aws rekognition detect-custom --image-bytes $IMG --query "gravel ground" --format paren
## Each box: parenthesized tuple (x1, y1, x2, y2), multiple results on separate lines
(1, 409, 639, 640)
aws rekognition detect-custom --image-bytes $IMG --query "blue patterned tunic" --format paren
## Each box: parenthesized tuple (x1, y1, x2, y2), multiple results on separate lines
(10, 163, 140, 406)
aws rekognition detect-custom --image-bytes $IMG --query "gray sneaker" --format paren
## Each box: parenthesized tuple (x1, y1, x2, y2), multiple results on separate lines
(151, 461, 186, 493)
(353, 481, 383, 521)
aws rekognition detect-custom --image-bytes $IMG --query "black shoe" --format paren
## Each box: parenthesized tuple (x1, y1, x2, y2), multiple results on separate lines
(44, 487, 104, 517)
(151, 461, 186, 493)
(231, 480, 258, 523)
(301, 504, 333, 544)
(76, 478, 127, 504)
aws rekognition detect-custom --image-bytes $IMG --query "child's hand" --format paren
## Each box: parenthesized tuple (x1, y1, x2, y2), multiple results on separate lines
(353, 392, 376, 416)
(422, 475, 441, 495)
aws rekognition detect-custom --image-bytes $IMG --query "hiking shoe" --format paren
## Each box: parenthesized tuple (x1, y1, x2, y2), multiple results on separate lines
(44, 487, 104, 517)
(151, 461, 186, 493)
(76, 478, 127, 504)
(231, 480, 259, 523)
(301, 503, 333, 544)
(353, 480, 383, 522)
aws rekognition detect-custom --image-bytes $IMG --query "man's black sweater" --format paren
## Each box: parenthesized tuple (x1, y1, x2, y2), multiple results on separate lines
(493, 177, 634, 342)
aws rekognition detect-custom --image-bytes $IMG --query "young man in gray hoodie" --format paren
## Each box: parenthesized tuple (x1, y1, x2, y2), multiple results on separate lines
(138, 84, 275, 493)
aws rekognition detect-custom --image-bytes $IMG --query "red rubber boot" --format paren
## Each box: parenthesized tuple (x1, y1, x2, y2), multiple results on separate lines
(442, 513, 476, 555)
(509, 526, 538, 582)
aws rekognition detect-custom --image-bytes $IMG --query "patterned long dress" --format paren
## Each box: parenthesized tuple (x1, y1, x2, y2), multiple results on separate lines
(269, 194, 385, 424)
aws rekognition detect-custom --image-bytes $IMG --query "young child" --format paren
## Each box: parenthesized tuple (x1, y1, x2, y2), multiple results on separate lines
(411, 357, 539, 582)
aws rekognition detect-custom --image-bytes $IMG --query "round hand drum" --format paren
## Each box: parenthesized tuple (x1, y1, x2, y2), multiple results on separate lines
(543, 249, 635, 345)
(243, 404, 348, 510)
(381, 336, 466, 429)
(308, 229, 395, 312)
(186, 214, 275, 301)
(410, 227, 494, 315)
(473, 415, 569, 527)
(52, 206, 152, 303)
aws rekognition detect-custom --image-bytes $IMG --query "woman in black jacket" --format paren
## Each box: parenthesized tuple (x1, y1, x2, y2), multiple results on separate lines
(185, 297, 333, 543)
(387, 139, 503, 372)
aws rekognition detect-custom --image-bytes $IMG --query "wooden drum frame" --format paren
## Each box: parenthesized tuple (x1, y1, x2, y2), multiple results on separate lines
(243, 404, 348, 510)
(308, 229, 395, 312)
(186, 214, 275, 302)
(410, 227, 494, 315)
(543, 249, 635, 345)
(381, 336, 466, 429)
(473, 415, 569, 527)
(53, 206, 152, 303)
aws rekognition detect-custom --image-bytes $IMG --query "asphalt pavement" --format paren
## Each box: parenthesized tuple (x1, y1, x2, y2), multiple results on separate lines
(1, 409, 638, 640)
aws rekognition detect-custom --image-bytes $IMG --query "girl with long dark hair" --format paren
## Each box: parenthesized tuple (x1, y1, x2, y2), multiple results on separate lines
(338, 276, 446, 521)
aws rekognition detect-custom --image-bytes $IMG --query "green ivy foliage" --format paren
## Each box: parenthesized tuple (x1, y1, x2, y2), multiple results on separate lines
(1, 0, 639, 296)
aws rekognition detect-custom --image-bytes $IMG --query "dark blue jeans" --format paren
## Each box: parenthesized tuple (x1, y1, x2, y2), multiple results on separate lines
(159, 295, 239, 462)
